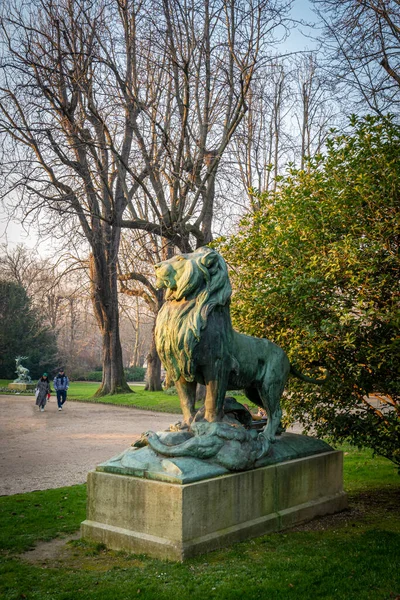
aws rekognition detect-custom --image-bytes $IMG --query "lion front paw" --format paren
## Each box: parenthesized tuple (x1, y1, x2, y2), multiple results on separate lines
(169, 421, 191, 432)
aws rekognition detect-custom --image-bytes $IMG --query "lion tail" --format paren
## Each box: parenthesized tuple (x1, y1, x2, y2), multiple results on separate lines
(290, 365, 329, 385)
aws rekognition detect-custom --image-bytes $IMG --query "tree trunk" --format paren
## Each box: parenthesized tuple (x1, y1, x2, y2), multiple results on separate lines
(201, 172, 216, 246)
(98, 326, 131, 395)
(132, 297, 140, 367)
(145, 335, 162, 391)
(89, 253, 132, 396)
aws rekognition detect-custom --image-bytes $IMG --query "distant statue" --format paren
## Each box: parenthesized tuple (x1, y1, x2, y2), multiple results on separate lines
(154, 247, 327, 460)
(14, 356, 31, 383)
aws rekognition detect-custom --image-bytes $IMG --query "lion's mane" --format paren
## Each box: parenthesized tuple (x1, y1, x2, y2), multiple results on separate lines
(155, 247, 232, 382)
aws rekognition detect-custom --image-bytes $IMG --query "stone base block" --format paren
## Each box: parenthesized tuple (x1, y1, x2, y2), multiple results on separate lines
(8, 382, 35, 391)
(81, 450, 347, 561)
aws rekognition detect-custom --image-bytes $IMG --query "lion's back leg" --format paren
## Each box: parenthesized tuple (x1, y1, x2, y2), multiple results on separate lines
(258, 379, 284, 443)
(258, 359, 290, 445)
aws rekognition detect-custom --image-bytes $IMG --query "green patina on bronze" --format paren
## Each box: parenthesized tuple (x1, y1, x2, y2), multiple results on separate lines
(13, 356, 32, 383)
(8, 356, 35, 391)
(154, 247, 327, 457)
(154, 248, 232, 383)
(97, 432, 333, 483)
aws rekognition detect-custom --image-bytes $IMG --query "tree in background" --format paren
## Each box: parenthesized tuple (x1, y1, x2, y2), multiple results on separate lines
(0, 0, 134, 395)
(231, 54, 338, 209)
(232, 63, 291, 204)
(0, 0, 290, 394)
(0, 244, 70, 333)
(0, 280, 58, 379)
(220, 115, 400, 467)
(314, 0, 400, 116)
(0, 244, 151, 377)
(118, 232, 165, 390)
(292, 53, 338, 170)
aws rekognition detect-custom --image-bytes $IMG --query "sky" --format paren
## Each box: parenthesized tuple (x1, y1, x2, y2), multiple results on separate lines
(0, 215, 39, 249)
(0, 0, 318, 255)
(289, 0, 318, 52)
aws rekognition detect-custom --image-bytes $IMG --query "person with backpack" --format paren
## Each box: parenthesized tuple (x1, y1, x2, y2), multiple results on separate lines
(53, 368, 69, 411)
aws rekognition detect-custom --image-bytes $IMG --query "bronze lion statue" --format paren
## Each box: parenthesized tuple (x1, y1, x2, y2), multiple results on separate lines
(154, 247, 325, 452)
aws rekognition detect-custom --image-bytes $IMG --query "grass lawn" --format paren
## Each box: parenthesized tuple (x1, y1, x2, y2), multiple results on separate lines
(0, 379, 183, 413)
(0, 446, 399, 600)
(67, 382, 184, 413)
(0, 380, 248, 413)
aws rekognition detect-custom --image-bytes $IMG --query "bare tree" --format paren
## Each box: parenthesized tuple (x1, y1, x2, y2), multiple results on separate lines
(232, 64, 281, 206)
(115, 0, 292, 246)
(313, 0, 400, 116)
(232, 61, 299, 204)
(292, 53, 338, 169)
(230, 52, 339, 208)
(117, 231, 172, 389)
(0, 243, 67, 331)
(0, 0, 133, 394)
(119, 295, 151, 370)
(0, 244, 53, 296)
(0, 0, 291, 394)
(0, 243, 102, 372)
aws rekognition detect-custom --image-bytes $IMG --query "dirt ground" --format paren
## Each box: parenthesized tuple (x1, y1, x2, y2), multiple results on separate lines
(0, 394, 175, 496)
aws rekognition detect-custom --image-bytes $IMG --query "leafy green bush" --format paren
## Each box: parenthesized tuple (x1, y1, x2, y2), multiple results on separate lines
(220, 115, 400, 468)
(76, 367, 145, 382)
(124, 366, 146, 381)
(84, 371, 103, 382)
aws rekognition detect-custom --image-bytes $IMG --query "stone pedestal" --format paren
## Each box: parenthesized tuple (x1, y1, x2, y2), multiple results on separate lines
(81, 450, 347, 561)
(8, 382, 35, 392)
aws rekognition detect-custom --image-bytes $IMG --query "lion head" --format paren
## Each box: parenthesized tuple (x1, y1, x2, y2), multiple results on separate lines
(154, 247, 232, 382)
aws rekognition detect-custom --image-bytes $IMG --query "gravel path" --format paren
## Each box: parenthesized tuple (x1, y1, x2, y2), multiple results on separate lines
(0, 395, 175, 496)
(0, 394, 303, 497)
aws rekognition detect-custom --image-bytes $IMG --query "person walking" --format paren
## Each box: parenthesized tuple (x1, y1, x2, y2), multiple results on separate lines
(53, 368, 69, 411)
(35, 373, 51, 412)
